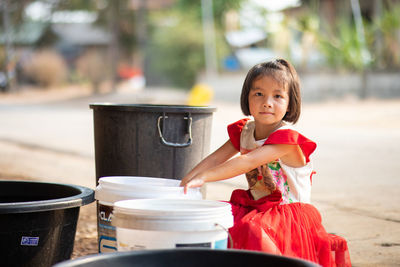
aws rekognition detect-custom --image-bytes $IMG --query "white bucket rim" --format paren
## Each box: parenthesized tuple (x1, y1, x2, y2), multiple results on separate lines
(99, 176, 182, 190)
(95, 176, 201, 203)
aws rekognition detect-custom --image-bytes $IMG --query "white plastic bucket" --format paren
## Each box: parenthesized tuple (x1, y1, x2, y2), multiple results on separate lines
(95, 176, 202, 253)
(112, 199, 233, 251)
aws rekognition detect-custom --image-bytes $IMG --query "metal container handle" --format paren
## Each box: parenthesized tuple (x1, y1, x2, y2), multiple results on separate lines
(157, 114, 192, 147)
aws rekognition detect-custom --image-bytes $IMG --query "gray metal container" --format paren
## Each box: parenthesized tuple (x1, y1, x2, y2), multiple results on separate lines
(90, 104, 216, 185)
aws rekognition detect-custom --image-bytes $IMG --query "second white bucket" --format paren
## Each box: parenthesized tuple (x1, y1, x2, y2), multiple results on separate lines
(95, 176, 202, 253)
(113, 199, 233, 251)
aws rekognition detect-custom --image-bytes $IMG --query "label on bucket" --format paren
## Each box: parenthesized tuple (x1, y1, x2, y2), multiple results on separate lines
(214, 238, 228, 249)
(98, 203, 117, 253)
(21, 236, 39, 246)
(99, 236, 117, 253)
(176, 242, 211, 248)
(176, 239, 227, 249)
(99, 203, 114, 223)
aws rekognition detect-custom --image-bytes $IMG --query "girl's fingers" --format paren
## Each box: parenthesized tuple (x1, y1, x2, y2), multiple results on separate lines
(184, 184, 188, 194)
(183, 181, 195, 194)
(180, 176, 190, 187)
(181, 176, 204, 194)
(183, 180, 198, 194)
(182, 179, 192, 194)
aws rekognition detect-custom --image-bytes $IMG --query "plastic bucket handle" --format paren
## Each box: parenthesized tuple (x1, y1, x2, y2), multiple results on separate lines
(215, 222, 233, 248)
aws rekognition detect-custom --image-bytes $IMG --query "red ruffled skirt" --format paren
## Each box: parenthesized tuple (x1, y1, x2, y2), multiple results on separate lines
(228, 189, 351, 267)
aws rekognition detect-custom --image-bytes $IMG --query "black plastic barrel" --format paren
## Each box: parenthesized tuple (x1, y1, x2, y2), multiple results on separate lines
(90, 104, 216, 185)
(53, 249, 320, 267)
(0, 180, 95, 267)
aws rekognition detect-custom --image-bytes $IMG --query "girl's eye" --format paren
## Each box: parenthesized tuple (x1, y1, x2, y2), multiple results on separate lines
(255, 92, 263, 96)
(274, 94, 283, 99)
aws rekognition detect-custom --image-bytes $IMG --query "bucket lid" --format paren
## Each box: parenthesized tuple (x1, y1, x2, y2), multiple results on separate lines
(113, 199, 233, 231)
(95, 176, 202, 204)
(90, 103, 217, 113)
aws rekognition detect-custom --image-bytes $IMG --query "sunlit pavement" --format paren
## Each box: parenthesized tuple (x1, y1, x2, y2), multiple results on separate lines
(0, 85, 400, 266)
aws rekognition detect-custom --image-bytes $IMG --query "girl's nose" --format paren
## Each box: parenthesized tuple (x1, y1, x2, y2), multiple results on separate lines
(263, 98, 272, 108)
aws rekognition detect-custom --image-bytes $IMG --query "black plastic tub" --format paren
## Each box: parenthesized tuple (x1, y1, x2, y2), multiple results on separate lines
(53, 249, 320, 267)
(0, 180, 95, 267)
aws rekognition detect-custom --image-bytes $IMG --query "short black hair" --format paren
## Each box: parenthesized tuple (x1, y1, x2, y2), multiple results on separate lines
(240, 59, 301, 124)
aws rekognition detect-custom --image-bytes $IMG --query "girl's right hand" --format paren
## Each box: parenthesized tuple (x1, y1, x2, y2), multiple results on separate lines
(179, 140, 238, 194)
(180, 174, 205, 194)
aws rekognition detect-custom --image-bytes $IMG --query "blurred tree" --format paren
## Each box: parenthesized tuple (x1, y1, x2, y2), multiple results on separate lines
(0, 0, 31, 26)
(54, 0, 124, 90)
(22, 49, 67, 87)
(374, 1, 400, 68)
(318, 19, 370, 71)
(2, 0, 246, 90)
(0, 0, 31, 91)
(316, 0, 400, 72)
(146, 0, 245, 88)
(76, 49, 107, 93)
(146, 10, 204, 88)
(55, 0, 97, 10)
(177, 0, 243, 28)
(295, 13, 319, 69)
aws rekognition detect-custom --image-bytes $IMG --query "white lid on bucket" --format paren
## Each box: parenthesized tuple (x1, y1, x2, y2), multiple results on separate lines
(113, 199, 233, 232)
(95, 176, 202, 204)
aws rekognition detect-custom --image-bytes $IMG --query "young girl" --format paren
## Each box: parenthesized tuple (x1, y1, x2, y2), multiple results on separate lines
(180, 59, 351, 267)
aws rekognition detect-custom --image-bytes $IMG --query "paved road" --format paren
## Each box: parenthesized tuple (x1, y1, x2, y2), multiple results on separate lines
(0, 86, 399, 266)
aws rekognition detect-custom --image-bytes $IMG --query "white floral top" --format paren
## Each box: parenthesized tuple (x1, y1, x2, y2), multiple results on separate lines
(228, 119, 317, 204)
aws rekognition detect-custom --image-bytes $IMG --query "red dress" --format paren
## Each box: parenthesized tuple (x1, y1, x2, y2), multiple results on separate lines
(227, 119, 351, 267)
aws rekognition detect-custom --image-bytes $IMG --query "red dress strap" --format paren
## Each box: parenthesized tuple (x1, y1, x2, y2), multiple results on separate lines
(263, 129, 317, 163)
(227, 118, 249, 151)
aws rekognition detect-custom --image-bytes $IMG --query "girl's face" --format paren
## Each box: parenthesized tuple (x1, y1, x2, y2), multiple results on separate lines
(248, 75, 289, 127)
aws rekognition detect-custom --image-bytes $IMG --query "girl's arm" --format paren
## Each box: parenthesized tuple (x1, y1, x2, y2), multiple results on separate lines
(181, 143, 298, 193)
(180, 140, 238, 187)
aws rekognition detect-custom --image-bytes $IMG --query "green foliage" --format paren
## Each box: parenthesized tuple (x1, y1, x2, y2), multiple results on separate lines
(56, 0, 98, 10)
(296, 14, 319, 33)
(146, 0, 244, 89)
(176, 0, 243, 27)
(379, 2, 400, 31)
(316, 2, 400, 71)
(373, 2, 400, 67)
(317, 18, 373, 71)
(146, 11, 205, 89)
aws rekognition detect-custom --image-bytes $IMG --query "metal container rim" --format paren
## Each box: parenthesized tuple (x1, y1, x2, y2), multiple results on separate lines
(90, 103, 217, 113)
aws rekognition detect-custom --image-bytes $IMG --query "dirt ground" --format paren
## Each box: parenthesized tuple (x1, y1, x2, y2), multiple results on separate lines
(72, 203, 98, 258)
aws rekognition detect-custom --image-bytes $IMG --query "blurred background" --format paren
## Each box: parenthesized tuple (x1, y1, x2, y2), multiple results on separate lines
(0, 0, 399, 100)
(1, 1, 400, 265)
